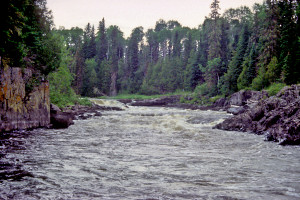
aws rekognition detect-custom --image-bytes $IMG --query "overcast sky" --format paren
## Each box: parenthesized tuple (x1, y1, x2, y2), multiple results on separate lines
(47, 0, 264, 38)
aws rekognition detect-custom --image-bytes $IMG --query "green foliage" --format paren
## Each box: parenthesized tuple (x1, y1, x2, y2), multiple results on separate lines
(82, 58, 98, 97)
(76, 98, 92, 107)
(140, 58, 184, 94)
(48, 44, 90, 108)
(266, 57, 279, 83)
(194, 83, 209, 97)
(184, 51, 203, 91)
(251, 66, 269, 91)
(277, 0, 299, 85)
(209, 95, 224, 104)
(204, 57, 222, 96)
(237, 44, 257, 90)
(96, 18, 108, 62)
(265, 82, 286, 96)
(1, 0, 61, 75)
(48, 45, 74, 107)
(222, 24, 250, 95)
(101, 91, 189, 100)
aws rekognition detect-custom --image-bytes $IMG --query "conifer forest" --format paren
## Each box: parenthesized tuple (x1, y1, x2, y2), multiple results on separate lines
(2, 0, 300, 106)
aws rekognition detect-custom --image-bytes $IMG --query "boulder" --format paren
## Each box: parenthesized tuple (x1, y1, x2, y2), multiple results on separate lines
(228, 90, 268, 106)
(227, 106, 246, 115)
(50, 104, 61, 114)
(50, 104, 75, 129)
(50, 111, 74, 129)
(213, 97, 228, 108)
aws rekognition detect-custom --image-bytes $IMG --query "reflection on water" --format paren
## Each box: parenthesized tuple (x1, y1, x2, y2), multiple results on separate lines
(1, 100, 300, 199)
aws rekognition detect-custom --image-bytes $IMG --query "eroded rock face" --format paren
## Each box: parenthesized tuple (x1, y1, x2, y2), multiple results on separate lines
(0, 67, 50, 132)
(215, 85, 300, 145)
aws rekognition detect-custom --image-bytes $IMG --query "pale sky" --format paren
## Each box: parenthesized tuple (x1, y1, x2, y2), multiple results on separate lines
(47, 0, 264, 38)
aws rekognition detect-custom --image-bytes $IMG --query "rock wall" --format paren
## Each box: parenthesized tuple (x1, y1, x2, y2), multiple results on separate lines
(0, 67, 50, 132)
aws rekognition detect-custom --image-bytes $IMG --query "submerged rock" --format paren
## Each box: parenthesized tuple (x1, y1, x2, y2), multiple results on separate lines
(215, 85, 300, 145)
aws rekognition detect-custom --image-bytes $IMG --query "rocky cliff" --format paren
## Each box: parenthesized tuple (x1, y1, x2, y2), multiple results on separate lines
(0, 67, 50, 132)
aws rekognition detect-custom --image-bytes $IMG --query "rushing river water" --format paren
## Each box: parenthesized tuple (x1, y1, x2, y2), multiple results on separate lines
(0, 100, 300, 200)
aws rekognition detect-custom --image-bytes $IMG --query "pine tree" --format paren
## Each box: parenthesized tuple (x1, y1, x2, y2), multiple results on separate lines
(96, 18, 108, 62)
(222, 24, 250, 95)
(183, 32, 193, 64)
(237, 44, 257, 90)
(146, 29, 159, 63)
(257, 0, 279, 72)
(172, 30, 181, 57)
(107, 25, 124, 96)
(184, 50, 203, 91)
(208, 0, 222, 60)
(82, 23, 91, 59)
(278, 0, 299, 84)
(128, 27, 144, 93)
(109, 26, 119, 96)
(74, 48, 85, 94)
(89, 25, 96, 58)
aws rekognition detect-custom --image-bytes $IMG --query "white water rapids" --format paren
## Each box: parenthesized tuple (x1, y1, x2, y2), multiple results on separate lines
(0, 99, 299, 199)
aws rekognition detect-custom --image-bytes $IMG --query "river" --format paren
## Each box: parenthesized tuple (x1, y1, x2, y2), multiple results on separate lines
(0, 100, 300, 200)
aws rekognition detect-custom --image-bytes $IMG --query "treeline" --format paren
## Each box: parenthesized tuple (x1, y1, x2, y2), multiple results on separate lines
(56, 0, 299, 98)
(2, 0, 300, 103)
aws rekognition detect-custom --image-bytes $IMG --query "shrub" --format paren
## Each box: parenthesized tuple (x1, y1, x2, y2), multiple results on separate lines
(194, 83, 209, 97)
(266, 83, 286, 96)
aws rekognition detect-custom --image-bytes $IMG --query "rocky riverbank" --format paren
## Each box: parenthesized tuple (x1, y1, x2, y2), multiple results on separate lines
(49, 103, 123, 129)
(118, 85, 300, 145)
(214, 85, 300, 145)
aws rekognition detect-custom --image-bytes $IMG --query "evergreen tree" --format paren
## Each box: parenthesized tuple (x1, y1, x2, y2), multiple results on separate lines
(82, 23, 96, 59)
(82, 58, 98, 96)
(204, 58, 222, 96)
(89, 25, 96, 58)
(73, 48, 85, 94)
(183, 32, 193, 64)
(96, 18, 108, 62)
(237, 44, 257, 90)
(82, 23, 91, 59)
(107, 25, 124, 96)
(222, 24, 250, 95)
(128, 27, 144, 93)
(278, 0, 299, 84)
(172, 30, 181, 57)
(256, 0, 279, 73)
(184, 50, 203, 91)
(146, 29, 159, 63)
(208, 0, 222, 60)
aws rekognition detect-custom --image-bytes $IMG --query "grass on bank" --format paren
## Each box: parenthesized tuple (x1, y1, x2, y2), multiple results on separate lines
(265, 82, 286, 96)
(50, 92, 92, 108)
(99, 91, 190, 100)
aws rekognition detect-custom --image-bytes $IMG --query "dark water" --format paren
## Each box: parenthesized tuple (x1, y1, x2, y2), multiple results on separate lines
(1, 100, 300, 200)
